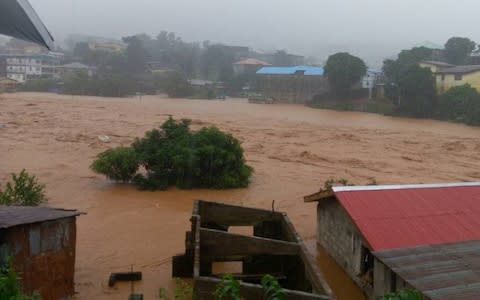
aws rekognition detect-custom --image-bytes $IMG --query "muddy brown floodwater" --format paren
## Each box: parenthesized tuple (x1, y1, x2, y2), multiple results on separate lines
(1, 92, 480, 299)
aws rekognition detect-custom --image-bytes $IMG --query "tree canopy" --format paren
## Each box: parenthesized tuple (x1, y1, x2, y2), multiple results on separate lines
(396, 65, 436, 117)
(444, 37, 476, 65)
(324, 52, 367, 97)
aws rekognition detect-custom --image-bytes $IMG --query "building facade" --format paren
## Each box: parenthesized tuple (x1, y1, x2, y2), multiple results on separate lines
(305, 182, 480, 300)
(0, 206, 82, 300)
(435, 65, 480, 93)
(2, 52, 63, 83)
(256, 66, 327, 103)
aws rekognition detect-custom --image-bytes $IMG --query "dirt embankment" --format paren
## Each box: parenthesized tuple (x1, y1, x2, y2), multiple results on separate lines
(1, 92, 480, 299)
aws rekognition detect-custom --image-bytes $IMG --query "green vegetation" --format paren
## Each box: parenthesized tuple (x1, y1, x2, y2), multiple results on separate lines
(0, 170, 47, 206)
(436, 84, 480, 125)
(92, 117, 252, 190)
(309, 99, 394, 115)
(22, 79, 57, 92)
(90, 147, 139, 182)
(158, 278, 194, 300)
(382, 289, 422, 300)
(214, 274, 241, 300)
(324, 52, 367, 97)
(261, 275, 285, 300)
(0, 258, 41, 300)
(63, 71, 133, 97)
(157, 71, 192, 98)
(444, 37, 476, 65)
(395, 65, 436, 117)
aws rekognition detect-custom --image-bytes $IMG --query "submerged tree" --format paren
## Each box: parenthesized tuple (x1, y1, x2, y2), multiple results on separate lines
(324, 52, 367, 98)
(444, 37, 476, 65)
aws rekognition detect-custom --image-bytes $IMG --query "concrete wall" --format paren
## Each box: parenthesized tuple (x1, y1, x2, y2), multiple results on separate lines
(0, 218, 77, 300)
(258, 75, 328, 104)
(316, 199, 363, 283)
(436, 71, 480, 93)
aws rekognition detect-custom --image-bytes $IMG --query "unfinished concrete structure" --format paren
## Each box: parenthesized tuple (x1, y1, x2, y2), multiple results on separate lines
(256, 66, 328, 103)
(305, 182, 480, 299)
(173, 200, 334, 300)
(0, 206, 82, 300)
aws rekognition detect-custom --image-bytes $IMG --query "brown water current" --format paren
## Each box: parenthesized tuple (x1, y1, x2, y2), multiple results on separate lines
(1, 93, 480, 299)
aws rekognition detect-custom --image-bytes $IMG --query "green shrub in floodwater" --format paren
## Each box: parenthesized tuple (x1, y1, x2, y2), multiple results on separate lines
(92, 117, 252, 190)
(90, 147, 139, 182)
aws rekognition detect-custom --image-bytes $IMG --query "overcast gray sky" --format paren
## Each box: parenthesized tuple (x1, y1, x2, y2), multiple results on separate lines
(29, 0, 480, 65)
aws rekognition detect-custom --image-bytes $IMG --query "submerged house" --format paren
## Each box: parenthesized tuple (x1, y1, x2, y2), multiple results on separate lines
(256, 66, 327, 103)
(305, 182, 480, 300)
(0, 206, 82, 300)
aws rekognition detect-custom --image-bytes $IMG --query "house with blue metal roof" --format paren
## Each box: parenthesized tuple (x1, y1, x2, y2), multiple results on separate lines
(255, 65, 327, 103)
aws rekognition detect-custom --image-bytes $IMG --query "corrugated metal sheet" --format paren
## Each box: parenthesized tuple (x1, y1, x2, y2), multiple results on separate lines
(0, 206, 82, 229)
(374, 240, 480, 300)
(256, 66, 324, 76)
(333, 184, 480, 251)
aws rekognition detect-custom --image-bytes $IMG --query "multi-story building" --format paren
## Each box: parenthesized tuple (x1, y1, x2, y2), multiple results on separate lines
(2, 52, 63, 83)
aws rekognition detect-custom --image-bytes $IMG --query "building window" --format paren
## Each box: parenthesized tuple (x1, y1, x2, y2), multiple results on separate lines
(454, 74, 463, 81)
(359, 245, 374, 287)
(441, 74, 445, 81)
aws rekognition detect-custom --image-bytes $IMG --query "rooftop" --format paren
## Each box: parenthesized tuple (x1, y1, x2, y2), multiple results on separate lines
(438, 65, 480, 74)
(374, 240, 480, 300)
(61, 62, 93, 69)
(233, 58, 271, 66)
(420, 60, 455, 67)
(0, 206, 82, 229)
(306, 182, 480, 251)
(256, 65, 324, 76)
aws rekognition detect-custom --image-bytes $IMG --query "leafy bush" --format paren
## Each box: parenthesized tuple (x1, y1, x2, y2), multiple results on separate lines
(94, 117, 252, 190)
(132, 117, 252, 189)
(90, 147, 139, 182)
(261, 275, 285, 300)
(158, 278, 193, 300)
(435, 84, 480, 125)
(383, 289, 422, 300)
(0, 258, 41, 300)
(0, 170, 47, 206)
(214, 274, 241, 300)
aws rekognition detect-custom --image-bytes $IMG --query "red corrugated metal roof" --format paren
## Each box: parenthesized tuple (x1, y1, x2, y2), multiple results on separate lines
(332, 183, 480, 251)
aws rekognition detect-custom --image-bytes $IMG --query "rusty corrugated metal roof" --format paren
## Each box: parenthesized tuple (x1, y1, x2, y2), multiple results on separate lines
(0, 206, 82, 229)
(330, 182, 480, 251)
(374, 240, 480, 300)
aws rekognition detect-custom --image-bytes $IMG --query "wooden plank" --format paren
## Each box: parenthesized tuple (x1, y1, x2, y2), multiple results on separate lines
(304, 190, 335, 203)
(194, 276, 330, 300)
(197, 200, 282, 226)
(281, 215, 334, 298)
(200, 228, 299, 257)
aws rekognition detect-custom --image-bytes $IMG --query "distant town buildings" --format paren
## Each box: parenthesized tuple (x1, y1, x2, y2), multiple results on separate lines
(59, 62, 96, 77)
(256, 66, 327, 103)
(2, 52, 63, 83)
(88, 41, 125, 52)
(233, 58, 271, 75)
(419, 60, 480, 93)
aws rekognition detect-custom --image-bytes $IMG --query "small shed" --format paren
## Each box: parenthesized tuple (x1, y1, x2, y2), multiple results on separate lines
(0, 77, 19, 93)
(305, 182, 480, 299)
(0, 206, 83, 300)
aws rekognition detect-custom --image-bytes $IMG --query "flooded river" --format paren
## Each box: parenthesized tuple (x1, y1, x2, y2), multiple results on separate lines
(1, 93, 480, 299)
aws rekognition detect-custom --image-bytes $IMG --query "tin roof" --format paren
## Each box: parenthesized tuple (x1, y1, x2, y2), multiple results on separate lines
(374, 240, 480, 300)
(322, 182, 480, 251)
(233, 58, 271, 66)
(256, 65, 324, 76)
(420, 60, 455, 67)
(0, 206, 82, 229)
(437, 65, 480, 74)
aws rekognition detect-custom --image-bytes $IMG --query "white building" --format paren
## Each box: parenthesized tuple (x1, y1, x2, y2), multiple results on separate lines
(3, 52, 63, 83)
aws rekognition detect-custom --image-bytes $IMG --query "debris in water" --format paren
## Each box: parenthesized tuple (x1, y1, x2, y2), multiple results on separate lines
(98, 135, 111, 143)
